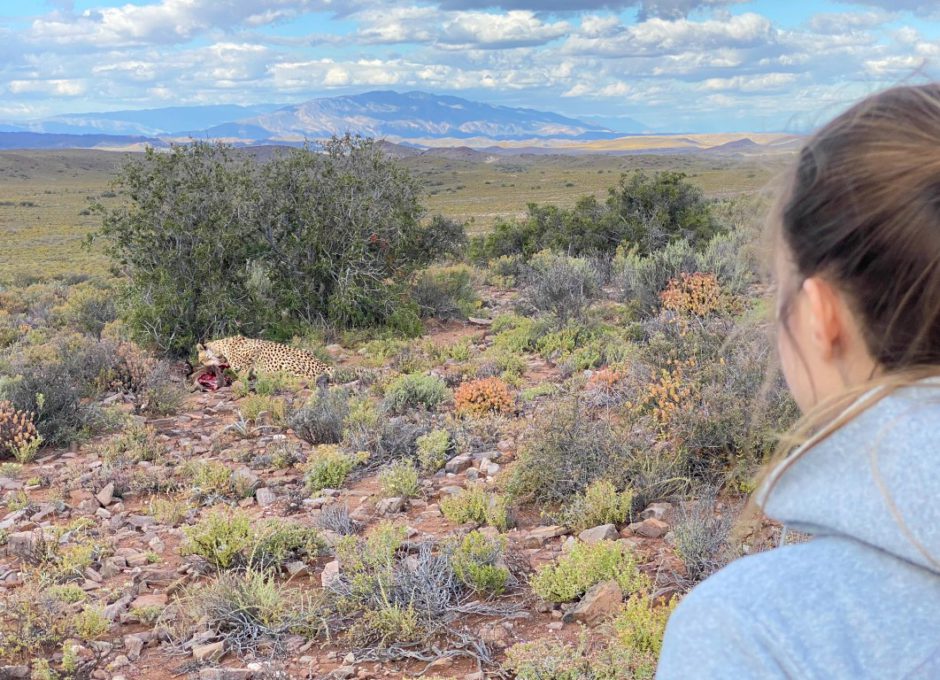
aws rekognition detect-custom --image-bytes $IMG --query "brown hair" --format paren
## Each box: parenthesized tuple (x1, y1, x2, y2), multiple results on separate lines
(760, 84, 940, 520)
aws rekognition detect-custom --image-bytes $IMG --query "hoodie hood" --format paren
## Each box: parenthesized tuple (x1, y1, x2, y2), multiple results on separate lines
(758, 381, 940, 575)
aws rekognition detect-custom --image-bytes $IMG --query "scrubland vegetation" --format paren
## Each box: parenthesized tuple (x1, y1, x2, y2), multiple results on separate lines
(0, 138, 797, 677)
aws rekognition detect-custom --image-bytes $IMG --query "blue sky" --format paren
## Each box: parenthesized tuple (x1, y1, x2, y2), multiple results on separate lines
(0, 0, 937, 132)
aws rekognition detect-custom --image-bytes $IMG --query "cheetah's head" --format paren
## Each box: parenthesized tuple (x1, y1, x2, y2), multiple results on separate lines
(197, 343, 226, 367)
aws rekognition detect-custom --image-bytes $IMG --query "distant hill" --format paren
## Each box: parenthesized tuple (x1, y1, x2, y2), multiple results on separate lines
(27, 105, 280, 137)
(0, 92, 800, 154)
(198, 91, 625, 142)
(0, 132, 162, 150)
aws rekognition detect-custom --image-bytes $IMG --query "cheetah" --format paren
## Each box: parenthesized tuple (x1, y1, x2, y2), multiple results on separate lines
(197, 336, 333, 384)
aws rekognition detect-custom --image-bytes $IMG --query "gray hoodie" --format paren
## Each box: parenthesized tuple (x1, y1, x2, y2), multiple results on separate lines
(657, 383, 940, 679)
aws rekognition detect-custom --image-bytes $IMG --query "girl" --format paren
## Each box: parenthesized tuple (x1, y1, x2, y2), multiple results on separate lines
(657, 84, 940, 678)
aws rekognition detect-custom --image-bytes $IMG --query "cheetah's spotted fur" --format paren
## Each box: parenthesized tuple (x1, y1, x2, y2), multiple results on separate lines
(197, 336, 333, 382)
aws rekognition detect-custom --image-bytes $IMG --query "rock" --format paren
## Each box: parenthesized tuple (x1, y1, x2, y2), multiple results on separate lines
(321, 560, 341, 588)
(563, 580, 623, 625)
(0, 666, 29, 679)
(444, 454, 473, 474)
(124, 634, 146, 661)
(199, 670, 253, 680)
(95, 482, 114, 507)
(330, 667, 356, 680)
(131, 593, 167, 610)
(477, 622, 511, 648)
(0, 509, 27, 531)
(6, 530, 40, 557)
(633, 518, 670, 539)
(523, 525, 568, 549)
(0, 477, 23, 491)
(103, 594, 132, 622)
(193, 640, 226, 663)
(285, 560, 310, 577)
(255, 487, 276, 507)
(68, 489, 95, 504)
(232, 467, 259, 491)
(640, 502, 676, 525)
(547, 621, 564, 631)
(125, 551, 151, 568)
(78, 499, 99, 513)
(376, 496, 405, 515)
(578, 524, 619, 544)
(100, 556, 128, 578)
(108, 655, 131, 670)
(126, 514, 156, 529)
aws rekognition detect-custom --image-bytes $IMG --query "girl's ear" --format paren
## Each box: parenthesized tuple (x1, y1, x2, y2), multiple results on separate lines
(803, 277, 843, 361)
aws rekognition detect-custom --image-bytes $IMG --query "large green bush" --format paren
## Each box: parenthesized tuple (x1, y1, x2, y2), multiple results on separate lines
(93, 137, 465, 356)
(470, 171, 718, 261)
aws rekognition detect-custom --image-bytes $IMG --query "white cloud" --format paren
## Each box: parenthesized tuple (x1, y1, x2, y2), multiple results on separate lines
(7, 79, 86, 96)
(30, 0, 330, 48)
(701, 72, 797, 92)
(355, 7, 569, 49)
(807, 11, 891, 35)
(564, 12, 776, 58)
(563, 80, 631, 97)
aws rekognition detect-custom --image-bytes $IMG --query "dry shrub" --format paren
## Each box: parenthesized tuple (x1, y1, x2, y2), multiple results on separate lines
(0, 401, 40, 460)
(660, 272, 736, 318)
(454, 377, 514, 417)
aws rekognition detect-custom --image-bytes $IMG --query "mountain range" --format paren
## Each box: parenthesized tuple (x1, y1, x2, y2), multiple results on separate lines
(0, 91, 649, 149)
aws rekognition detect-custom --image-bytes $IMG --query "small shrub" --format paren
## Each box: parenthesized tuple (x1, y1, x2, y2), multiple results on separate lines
(382, 373, 450, 414)
(148, 495, 193, 526)
(613, 592, 677, 660)
(102, 424, 164, 466)
(182, 508, 255, 569)
(416, 428, 452, 472)
(672, 495, 734, 583)
(449, 531, 509, 596)
(314, 504, 362, 535)
(378, 459, 420, 499)
(72, 606, 109, 640)
(55, 282, 117, 338)
(559, 480, 634, 533)
(304, 445, 368, 493)
(289, 388, 349, 445)
(519, 382, 559, 402)
(440, 483, 510, 531)
(454, 377, 514, 417)
(234, 371, 298, 398)
(0, 462, 22, 478)
(47, 584, 86, 604)
(344, 413, 426, 469)
(530, 540, 647, 603)
(411, 265, 479, 320)
(506, 400, 630, 506)
(136, 360, 186, 416)
(251, 523, 323, 571)
(240, 394, 286, 425)
(612, 240, 699, 311)
(0, 400, 40, 460)
(3, 336, 116, 446)
(171, 569, 323, 654)
(184, 460, 235, 502)
(520, 250, 601, 322)
(660, 271, 735, 318)
(504, 638, 593, 680)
